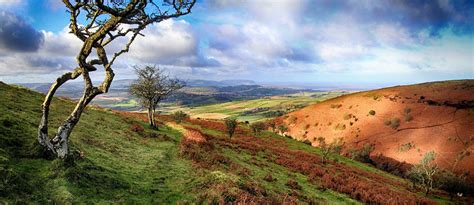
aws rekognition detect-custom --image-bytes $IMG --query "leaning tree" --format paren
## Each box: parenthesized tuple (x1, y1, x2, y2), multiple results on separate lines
(38, 0, 196, 159)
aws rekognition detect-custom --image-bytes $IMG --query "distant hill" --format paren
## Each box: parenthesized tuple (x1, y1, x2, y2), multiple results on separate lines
(18, 80, 314, 110)
(276, 80, 474, 181)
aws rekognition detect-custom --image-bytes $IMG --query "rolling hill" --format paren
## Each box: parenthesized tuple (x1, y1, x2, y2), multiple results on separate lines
(276, 80, 474, 182)
(0, 81, 454, 204)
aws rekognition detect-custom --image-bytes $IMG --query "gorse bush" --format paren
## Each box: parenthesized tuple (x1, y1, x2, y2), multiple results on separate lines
(369, 110, 376, 116)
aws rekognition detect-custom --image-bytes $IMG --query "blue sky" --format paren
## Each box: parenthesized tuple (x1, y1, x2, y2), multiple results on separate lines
(0, 0, 472, 86)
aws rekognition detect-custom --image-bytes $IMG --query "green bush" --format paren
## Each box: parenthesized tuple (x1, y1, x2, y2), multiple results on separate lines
(225, 118, 238, 138)
(390, 118, 400, 129)
(171, 111, 189, 124)
(384, 118, 400, 129)
(349, 143, 374, 163)
(250, 122, 266, 136)
(404, 107, 412, 114)
(438, 170, 470, 199)
(404, 114, 413, 122)
(399, 142, 413, 152)
(369, 110, 376, 116)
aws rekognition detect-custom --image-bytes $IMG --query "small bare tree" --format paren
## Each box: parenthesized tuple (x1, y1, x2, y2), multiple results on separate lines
(129, 65, 184, 128)
(38, 0, 195, 158)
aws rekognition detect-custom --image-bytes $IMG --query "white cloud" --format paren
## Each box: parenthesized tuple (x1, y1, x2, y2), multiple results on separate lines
(0, 0, 22, 7)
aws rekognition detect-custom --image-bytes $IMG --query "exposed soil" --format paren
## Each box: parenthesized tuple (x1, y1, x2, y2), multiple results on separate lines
(277, 80, 474, 181)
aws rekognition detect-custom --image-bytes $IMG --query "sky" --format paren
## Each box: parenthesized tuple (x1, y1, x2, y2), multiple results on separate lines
(0, 0, 472, 86)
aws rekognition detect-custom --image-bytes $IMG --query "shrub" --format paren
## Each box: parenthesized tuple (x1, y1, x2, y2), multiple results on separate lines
(407, 151, 438, 196)
(130, 123, 144, 133)
(225, 118, 238, 138)
(398, 143, 413, 152)
(263, 173, 276, 182)
(390, 118, 400, 129)
(171, 111, 189, 124)
(266, 121, 277, 133)
(304, 124, 310, 130)
(289, 116, 298, 124)
(330, 104, 342, 109)
(250, 122, 266, 136)
(404, 114, 413, 122)
(302, 139, 312, 146)
(316, 137, 344, 163)
(285, 179, 302, 190)
(333, 123, 346, 131)
(384, 118, 400, 129)
(404, 107, 412, 114)
(343, 113, 352, 120)
(349, 143, 374, 163)
(369, 110, 376, 116)
(438, 170, 470, 200)
(278, 125, 288, 134)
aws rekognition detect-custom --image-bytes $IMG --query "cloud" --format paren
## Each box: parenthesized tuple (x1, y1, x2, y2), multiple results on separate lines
(128, 19, 197, 64)
(0, 0, 22, 7)
(0, 0, 473, 84)
(0, 11, 44, 52)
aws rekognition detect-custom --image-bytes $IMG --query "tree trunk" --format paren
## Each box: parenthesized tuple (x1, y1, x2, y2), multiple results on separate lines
(38, 68, 82, 156)
(147, 106, 155, 128)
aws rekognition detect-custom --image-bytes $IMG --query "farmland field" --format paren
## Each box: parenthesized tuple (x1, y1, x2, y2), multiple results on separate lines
(162, 91, 348, 122)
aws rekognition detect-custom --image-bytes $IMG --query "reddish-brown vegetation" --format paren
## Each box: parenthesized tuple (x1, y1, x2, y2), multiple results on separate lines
(276, 80, 474, 182)
(179, 117, 438, 204)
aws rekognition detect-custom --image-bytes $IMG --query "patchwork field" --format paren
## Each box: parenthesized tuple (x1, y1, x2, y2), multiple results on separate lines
(163, 91, 347, 122)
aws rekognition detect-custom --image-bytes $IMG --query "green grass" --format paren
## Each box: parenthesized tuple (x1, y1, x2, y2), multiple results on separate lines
(0, 82, 200, 203)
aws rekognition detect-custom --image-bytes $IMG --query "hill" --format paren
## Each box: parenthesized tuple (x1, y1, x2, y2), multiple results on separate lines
(0, 81, 453, 203)
(276, 80, 474, 181)
(18, 80, 315, 111)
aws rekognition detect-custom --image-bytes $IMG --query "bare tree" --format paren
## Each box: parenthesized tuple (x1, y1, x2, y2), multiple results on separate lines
(38, 0, 196, 158)
(129, 65, 184, 128)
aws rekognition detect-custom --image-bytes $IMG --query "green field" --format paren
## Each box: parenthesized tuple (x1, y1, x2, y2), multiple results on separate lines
(163, 91, 347, 122)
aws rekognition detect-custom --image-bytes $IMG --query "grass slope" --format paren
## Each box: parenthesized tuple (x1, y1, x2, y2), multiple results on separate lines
(0, 82, 445, 204)
(0, 82, 199, 203)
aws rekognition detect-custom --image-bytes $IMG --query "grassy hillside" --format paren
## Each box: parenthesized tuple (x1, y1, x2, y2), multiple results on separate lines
(0, 82, 448, 204)
(165, 91, 346, 122)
